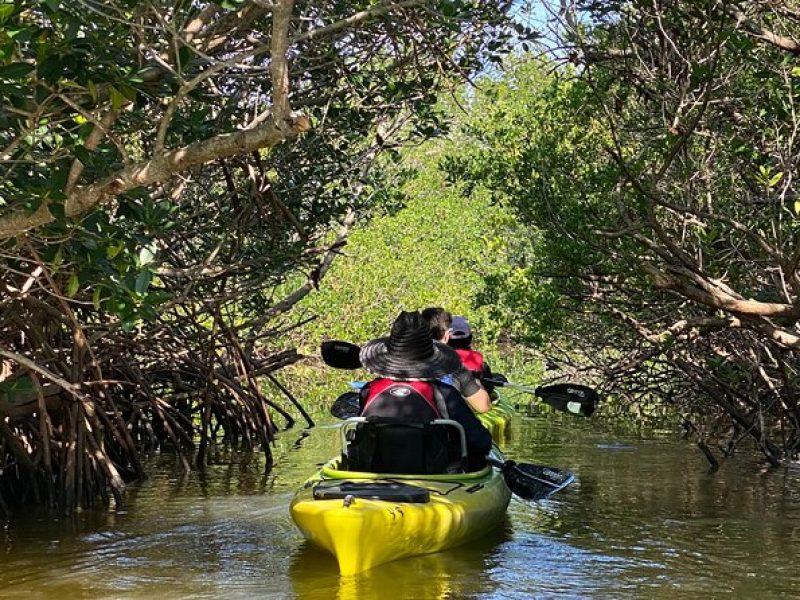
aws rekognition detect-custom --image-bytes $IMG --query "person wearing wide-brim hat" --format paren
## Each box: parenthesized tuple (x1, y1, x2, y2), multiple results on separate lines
(359, 312, 462, 381)
(358, 311, 492, 471)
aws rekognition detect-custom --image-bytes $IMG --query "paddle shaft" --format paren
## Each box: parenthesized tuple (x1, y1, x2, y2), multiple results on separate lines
(483, 378, 537, 395)
(321, 340, 597, 417)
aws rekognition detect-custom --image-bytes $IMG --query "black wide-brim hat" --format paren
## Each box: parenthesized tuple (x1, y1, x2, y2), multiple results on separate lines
(360, 311, 463, 381)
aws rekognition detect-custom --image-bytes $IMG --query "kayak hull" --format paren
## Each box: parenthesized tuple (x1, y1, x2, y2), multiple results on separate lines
(290, 391, 515, 575)
(478, 394, 514, 443)
(290, 452, 511, 575)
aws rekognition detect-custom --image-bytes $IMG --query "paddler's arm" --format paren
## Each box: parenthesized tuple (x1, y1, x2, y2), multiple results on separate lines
(452, 366, 491, 413)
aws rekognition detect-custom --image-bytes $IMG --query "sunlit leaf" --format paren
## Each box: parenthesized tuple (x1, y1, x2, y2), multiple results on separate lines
(138, 245, 156, 266)
(66, 273, 80, 297)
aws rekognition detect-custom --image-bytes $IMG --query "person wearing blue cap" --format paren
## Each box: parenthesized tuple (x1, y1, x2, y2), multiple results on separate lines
(421, 307, 491, 412)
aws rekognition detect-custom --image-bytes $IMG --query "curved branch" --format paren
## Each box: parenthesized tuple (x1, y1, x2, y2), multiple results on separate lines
(0, 114, 309, 239)
(643, 263, 800, 319)
(733, 8, 800, 55)
(293, 0, 427, 44)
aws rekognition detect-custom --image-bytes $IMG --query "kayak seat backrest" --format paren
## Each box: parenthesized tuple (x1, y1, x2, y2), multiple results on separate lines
(345, 418, 465, 475)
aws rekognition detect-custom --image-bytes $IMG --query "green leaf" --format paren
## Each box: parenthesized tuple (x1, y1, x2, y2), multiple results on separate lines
(118, 83, 137, 102)
(0, 376, 35, 396)
(768, 172, 783, 187)
(66, 273, 79, 297)
(134, 270, 151, 295)
(87, 80, 98, 103)
(177, 45, 192, 69)
(0, 62, 35, 79)
(107, 242, 124, 259)
(24, 197, 42, 214)
(440, 1, 455, 17)
(109, 86, 125, 110)
(5, 26, 27, 40)
(72, 144, 92, 165)
(0, 2, 15, 22)
(42, 0, 61, 11)
(52, 246, 63, 268)
(47, 201, 65, 221)
(37, 54, 63, 84)
(92, 286, 102, 310)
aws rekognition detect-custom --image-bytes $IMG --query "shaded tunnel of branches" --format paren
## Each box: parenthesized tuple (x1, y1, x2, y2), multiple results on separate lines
(0, 156, 352, 515)
(0, 1, 514, 514)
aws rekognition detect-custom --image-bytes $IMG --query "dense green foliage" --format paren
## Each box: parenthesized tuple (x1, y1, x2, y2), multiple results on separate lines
(0, 1, 519, 513)
(444, 3, 800, 465)
(296, 143, 515, 347)
(285, 137, 532, 410)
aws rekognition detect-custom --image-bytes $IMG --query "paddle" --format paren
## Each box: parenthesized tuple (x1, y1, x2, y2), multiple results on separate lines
(486, 455, 574, 501)
(321, 340, 363, 370)
(320, 340, 599, 418)
(330, 391, 361, 419)
(328, 389, 574, 501)
(485, 379, 597, 418)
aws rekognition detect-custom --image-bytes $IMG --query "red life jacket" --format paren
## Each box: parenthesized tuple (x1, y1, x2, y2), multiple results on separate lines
(455, 348, 485, 373)
(362, 379, 441, 418)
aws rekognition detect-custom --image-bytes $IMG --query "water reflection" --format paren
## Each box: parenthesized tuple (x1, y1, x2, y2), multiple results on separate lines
(289, 522, 512, 600)
(0, 411, 799, 598)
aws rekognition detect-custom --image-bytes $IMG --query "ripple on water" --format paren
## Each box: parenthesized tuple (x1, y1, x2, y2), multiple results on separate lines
(2, 415, 800, 599)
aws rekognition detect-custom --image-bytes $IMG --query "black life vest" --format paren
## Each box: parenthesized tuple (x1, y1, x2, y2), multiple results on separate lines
(350, 379, 458, 474)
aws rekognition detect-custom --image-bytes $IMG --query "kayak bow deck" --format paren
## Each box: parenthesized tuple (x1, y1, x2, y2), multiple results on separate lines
(290, 450, 511, 576)
(290, 396, 514, 575)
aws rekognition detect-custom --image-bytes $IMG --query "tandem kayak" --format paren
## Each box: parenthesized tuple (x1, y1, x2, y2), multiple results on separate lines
(290, 397, 515, 575)
(289, 447, 512, 576)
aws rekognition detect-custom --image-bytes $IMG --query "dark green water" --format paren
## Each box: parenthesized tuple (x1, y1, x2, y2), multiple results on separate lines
(2, 401, 800, 599)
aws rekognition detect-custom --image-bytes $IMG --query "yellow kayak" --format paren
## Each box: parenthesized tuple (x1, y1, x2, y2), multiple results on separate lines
(290, 448, 511, 576)
(290, 392, 515, 575)
(477, 394, 514, 443)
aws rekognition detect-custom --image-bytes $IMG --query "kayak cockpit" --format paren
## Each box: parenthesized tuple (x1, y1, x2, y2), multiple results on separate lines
(338, 416, 472, 475)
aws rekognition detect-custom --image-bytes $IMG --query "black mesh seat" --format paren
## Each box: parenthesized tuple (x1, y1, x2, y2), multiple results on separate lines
(341, 417, 467, 475)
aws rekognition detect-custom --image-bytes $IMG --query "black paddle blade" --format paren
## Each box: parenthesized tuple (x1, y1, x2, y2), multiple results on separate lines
(502, 461, 575, 501)
(330, 391, 361, 419)
(321, 341, 363, 370)
(535, 383, 598, 417)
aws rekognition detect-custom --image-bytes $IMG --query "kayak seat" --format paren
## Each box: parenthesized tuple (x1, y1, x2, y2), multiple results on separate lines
(342, 417, 467, 475)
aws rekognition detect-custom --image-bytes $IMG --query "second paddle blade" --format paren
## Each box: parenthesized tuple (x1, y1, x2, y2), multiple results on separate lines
(503, 462, 575, 501)
(321, 340, 363, 369)
(536, 383, 598, 417)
